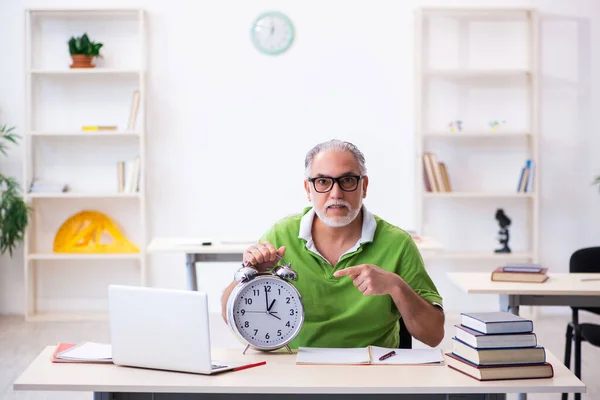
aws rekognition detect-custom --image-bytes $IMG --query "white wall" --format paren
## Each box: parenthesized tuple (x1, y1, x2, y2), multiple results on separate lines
(1, 0, 599, 316)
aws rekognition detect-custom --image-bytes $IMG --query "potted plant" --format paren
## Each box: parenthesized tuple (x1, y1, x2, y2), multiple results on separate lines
(67, 33, 103, 68)
(0, 125, 30, 256)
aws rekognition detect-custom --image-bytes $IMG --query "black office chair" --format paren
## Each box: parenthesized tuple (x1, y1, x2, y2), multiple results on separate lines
(562, 247, 600, 400)
(398, 317, 412, 349)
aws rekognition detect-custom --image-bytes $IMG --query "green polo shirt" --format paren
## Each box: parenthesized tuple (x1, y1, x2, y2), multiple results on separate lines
(259, 205, 443, 349)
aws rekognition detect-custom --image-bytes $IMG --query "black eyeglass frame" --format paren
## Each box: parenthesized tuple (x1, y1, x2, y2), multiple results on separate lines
(307, 175, 364, 193)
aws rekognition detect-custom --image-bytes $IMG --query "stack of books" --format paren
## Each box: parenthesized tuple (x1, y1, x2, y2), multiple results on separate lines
(491, 263, 549, 283)
(422, 152, 452, 192)
(445, 311, 554, 381)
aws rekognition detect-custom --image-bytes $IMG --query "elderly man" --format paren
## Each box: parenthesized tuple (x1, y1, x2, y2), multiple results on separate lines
(221, 139, 444, 349)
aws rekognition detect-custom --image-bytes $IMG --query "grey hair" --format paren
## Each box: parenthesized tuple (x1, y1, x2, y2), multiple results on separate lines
(304, 139, 367, 178)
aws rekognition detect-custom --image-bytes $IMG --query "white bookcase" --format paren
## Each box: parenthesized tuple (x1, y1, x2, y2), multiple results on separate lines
(414, 8, 539, 264)
(23, 8, 147, 321)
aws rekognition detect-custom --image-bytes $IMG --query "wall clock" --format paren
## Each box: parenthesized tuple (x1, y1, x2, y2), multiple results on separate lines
(250, 11, 295, 55)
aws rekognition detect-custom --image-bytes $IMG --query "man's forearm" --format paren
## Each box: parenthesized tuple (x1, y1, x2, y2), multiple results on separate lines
(389, 277, 444, 347)
(221, 280, 238, 323)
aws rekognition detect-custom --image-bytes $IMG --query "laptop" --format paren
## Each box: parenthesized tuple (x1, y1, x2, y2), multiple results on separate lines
(108, 285, 243, 374)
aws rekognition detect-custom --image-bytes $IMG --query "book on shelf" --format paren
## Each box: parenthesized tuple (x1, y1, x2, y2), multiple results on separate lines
(81, 125, 118, 131)
(516, 159, 535, 193)
(460, 312, 533, 335)
(127, 90, 140, 131)
(296, 346, 444, 365)
(422, 152, 452, 192)
(491, 266, 549, 283)
(447, 317, 553, 381)
(117, 156, 140, 193)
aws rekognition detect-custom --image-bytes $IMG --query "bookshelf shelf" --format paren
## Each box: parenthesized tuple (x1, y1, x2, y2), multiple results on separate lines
(27, 253, 141, 261)
(26, 312, 109, 322)
(30, 131, 141, 137)
(424, 252, 533, 261)
(423, 192, 535, 199)
(424, 132, 531, 139)
(24, 8, 147, 321)
(425, 69, 530, 79)
(26, 192, 141, 199)
(24, 8, 141, 15)
(30, 69, 141, 75)
(415, 8, 540, 270)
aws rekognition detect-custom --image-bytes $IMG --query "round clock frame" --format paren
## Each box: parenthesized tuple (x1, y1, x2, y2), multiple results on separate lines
(250, 11, 295, 55)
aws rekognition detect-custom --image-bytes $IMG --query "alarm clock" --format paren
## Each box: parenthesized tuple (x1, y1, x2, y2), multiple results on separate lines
(226, 257, 304, 354)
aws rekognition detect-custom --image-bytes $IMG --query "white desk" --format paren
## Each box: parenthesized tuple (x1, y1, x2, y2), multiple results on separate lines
(447, 272, 600, 315)
(13, 346, 584, 400)
(149, 236, 443, 291)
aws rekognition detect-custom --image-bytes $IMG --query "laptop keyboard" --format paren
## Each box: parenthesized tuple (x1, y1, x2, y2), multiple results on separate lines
(211, 364, 227, 370)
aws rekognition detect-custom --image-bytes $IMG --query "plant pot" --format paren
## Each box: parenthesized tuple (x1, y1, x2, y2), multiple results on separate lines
(70, 54, 95, 69)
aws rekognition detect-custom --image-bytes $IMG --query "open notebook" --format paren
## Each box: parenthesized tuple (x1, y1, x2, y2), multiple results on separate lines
(296, 346, 444, 365)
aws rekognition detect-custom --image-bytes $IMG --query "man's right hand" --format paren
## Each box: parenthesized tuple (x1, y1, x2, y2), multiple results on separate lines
(243, 242, 286, 272)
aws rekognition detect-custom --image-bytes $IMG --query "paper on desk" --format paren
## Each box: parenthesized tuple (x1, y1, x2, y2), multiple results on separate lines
(296, 346, 444, 365)
(56, 342, 112, 362)
(296, 347, 370, 365)
(370, 346, 444, 365)
(170, 238, 213, 246)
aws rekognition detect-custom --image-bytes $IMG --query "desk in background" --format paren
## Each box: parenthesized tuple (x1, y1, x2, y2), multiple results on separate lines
(14, 346, 584, 400)
(149, 236, 443, 291)
(447, 272, 600, 315)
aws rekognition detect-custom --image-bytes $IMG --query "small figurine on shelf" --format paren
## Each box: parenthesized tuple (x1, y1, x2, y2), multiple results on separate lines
(494, 208, 511, 254)
(489, 120, 506, 132)
(448, 120, 463, 133)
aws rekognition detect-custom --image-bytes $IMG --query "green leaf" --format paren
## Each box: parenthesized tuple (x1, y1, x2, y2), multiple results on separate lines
(0, 173, 30, 256)
(0, 126, 19, 157)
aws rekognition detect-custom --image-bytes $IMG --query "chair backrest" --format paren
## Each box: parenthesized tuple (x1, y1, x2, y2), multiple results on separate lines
(570, 247, 600, 273)
(398, 317, 412, 349)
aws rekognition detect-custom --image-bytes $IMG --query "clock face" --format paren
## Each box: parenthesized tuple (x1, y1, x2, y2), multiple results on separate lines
(250, 11, 294, 55)
(230, 275, 303, 349)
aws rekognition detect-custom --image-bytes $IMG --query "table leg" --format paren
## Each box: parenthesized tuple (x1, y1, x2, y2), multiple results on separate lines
(499, 295, 526, 400)
(499, 294, 519, 315)
(185, 253, 198, 291)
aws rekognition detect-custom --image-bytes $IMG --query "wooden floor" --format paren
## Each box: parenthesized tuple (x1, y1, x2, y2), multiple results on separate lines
(2, 311, 600, 400)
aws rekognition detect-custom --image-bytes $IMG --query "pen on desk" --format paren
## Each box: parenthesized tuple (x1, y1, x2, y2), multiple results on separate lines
(378, 350, 396, 361)
(233, 361, 266, 371)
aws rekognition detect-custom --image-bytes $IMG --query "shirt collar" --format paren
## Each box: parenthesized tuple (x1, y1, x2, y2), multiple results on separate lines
(298, 204, 376, 246)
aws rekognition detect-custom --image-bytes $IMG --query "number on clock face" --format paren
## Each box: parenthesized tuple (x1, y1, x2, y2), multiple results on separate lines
(233, 277, 302, 347)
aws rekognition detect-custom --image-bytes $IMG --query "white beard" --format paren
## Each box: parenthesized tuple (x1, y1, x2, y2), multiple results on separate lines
(313, 198, 362, 228)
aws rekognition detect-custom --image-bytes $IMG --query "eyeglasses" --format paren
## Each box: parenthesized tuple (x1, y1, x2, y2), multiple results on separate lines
(307, 175, 363, 193)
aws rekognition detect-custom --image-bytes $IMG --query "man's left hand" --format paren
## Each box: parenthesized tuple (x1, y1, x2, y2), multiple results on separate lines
(333, 264, 400, 296)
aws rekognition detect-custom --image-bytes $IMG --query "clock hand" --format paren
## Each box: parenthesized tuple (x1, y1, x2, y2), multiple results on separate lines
(267, 299, 275, 312)
(264, 286, 269, 312)
(267, 312, 281, 320)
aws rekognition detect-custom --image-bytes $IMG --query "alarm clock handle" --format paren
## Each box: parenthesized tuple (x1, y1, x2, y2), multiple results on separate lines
(275, 253, 289, 265)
